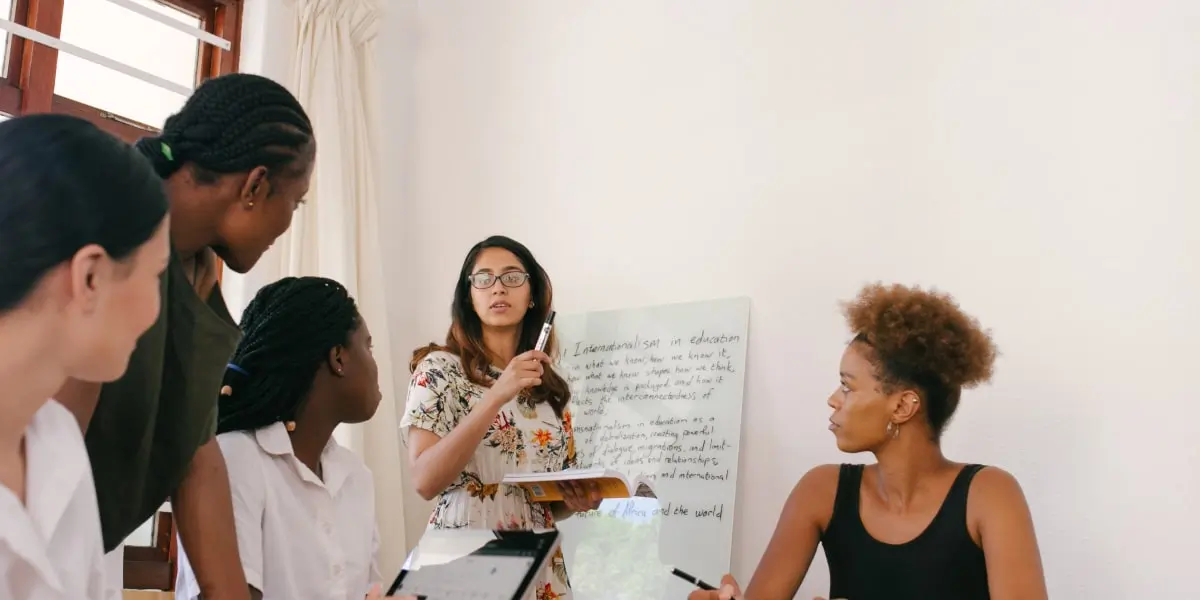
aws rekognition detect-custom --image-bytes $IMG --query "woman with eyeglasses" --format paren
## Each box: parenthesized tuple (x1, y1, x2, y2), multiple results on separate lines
(402, 235, 603, 600)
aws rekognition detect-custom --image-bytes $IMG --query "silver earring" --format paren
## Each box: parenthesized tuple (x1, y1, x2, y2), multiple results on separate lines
(886, 421, 900, 440)
(529, 301, 535, 308)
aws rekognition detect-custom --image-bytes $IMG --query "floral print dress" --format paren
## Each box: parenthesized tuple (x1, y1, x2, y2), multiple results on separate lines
(401, 350, 576, 600)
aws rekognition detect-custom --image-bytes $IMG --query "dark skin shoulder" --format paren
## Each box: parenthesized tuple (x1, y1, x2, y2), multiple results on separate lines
(741, 463, 840, 599)
(966, 466, 1048, 600)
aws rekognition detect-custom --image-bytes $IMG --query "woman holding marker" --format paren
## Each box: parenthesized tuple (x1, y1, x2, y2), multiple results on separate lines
(402, 235, 603, 600)
(0, 114, 170, 598)
(52, 73, 316, 599)
(690, 283, 1047, 600)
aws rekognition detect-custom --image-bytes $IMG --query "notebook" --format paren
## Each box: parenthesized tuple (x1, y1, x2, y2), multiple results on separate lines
(502, 467, 658, 502)
(387, 529, 561, 600)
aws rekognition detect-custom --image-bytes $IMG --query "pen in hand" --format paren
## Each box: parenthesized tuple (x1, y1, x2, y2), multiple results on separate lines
(534, 310, 556, 352)
(669, 566, 716, 590)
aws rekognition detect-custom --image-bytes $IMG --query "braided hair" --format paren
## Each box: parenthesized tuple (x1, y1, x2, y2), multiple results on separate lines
(217, 276, 360, 434)
(133, 73, 313, 182)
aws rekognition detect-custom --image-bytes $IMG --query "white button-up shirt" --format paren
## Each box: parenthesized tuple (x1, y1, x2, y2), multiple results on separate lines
(0, 400, 106, 600)
(175, 423, 382, 600)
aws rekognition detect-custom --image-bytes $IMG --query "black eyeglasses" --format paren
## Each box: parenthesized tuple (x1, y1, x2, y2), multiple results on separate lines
(468, 271, 531, 289)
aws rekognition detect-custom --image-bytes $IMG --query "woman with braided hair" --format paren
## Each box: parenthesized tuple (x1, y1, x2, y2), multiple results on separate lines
(173, 276, 388, 600)
(52, 73, 316, 600)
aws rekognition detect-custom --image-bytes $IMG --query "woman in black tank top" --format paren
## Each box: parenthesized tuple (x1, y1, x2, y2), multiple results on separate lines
(689, 284, 1048, 600)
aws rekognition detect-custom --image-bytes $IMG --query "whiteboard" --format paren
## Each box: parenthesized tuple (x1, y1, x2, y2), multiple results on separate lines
(554, 297, 751, 600)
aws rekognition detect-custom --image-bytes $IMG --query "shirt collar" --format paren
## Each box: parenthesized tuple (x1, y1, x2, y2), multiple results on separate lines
(0, 400, 89, 592)
(253, 422, 353, 495)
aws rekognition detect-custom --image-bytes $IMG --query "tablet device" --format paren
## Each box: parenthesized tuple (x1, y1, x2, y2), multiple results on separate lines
(386, 528, 561, 600)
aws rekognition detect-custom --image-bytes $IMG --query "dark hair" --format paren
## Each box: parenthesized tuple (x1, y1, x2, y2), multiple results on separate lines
(411, 235, 571, 417)
(842, 283, 998, 440)
(0, 114, 168, 312)
(217, 276, 360, 434)
(134, 73, 313, 182)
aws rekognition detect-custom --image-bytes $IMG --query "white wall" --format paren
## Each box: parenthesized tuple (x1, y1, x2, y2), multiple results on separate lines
(382, 1, 1200, 597)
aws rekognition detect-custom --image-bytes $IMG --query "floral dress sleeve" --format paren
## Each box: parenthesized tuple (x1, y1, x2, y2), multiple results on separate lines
(400, 353, 462, 439)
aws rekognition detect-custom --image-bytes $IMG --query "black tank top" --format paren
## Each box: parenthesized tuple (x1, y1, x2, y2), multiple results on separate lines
(821, 463, 990, 600)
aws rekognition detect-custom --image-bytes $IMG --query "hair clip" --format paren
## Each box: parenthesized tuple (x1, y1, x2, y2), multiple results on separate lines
(227, 363, 249, 376)
(160, 142, 174, 162)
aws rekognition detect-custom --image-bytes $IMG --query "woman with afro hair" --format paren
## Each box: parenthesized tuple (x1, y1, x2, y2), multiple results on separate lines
(691, 283, 1047, 600)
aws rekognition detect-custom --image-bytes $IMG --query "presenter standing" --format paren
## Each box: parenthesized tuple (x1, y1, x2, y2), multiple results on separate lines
(403, 235, 602, 600)
(689, 283, 1047, 600)
(52, 73, 316, 600)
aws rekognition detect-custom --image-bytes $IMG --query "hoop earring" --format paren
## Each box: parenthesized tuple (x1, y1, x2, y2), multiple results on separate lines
(886, 421, 900, 440)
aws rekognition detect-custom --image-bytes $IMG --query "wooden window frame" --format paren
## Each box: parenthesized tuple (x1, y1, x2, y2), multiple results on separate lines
(123, 511, 177, 591)
(0, 0, 242, 142)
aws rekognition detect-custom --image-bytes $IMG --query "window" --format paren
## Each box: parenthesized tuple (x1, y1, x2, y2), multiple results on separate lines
(0, 0, 242, 142)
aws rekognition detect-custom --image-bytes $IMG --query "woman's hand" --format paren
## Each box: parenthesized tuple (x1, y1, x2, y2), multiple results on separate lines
(687, 574, 742, 600)
(559, 480, 603, 513)
(485, 350, 550, 408)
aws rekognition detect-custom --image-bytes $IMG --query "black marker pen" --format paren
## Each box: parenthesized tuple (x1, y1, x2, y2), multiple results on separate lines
(534, 310, 556, 352)
(669, 567, 716, 590)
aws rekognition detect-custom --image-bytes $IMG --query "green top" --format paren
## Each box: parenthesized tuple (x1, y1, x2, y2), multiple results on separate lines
(85, 250, 241, 551)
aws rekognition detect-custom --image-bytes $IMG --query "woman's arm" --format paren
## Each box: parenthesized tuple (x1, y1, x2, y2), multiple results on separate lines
(407, 396, 503, 500)
(173, 438, 252, 600)
(405, 352, 546, 500)
(742, 464, 839, 600)
(971, 467, 1048, 600)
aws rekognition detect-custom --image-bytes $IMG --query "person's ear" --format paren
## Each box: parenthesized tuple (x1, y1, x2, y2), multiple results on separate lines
(890, 390, 921, 425)
(327, 345, 347, 376)
(240, 166, 271, 207)
(68, 244, 108, 315)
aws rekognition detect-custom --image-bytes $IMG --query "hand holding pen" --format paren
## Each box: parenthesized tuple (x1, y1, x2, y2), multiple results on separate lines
(684, 573, 741, 600)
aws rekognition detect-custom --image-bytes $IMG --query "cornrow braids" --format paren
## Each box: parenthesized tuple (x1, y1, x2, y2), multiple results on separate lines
(217, 276, 359, 435)
(133, 73, 313, 181)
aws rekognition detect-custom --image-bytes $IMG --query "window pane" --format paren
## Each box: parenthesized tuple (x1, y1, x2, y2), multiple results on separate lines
(56, 0, 201, 127)
(1, 0, 14, 79)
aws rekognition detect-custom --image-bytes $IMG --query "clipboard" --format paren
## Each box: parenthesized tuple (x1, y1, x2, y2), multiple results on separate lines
(387, 529, 561, 600)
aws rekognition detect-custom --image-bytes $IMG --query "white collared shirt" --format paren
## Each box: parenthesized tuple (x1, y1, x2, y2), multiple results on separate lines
(175, 423, 382, 600)
(0, 400, 107, 600)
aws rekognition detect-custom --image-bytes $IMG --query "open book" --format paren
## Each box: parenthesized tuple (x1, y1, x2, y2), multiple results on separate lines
(502, 468, 658, 503)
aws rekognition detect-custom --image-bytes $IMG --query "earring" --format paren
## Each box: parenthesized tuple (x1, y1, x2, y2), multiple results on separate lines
(285, 421, 296, 432)
(529, 301, 535, 308)
(886, 421, 900, 440)
(336, 368, 344, 375)
(247, 200, 255, 208)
